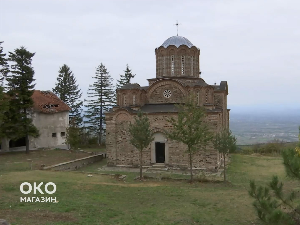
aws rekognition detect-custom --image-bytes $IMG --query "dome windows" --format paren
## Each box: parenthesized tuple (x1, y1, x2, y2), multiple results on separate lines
(181, 56, 185, 75)
(191, 56, 194, 77)
(155, 35, 200, 78)
(171, 55, 175, 76)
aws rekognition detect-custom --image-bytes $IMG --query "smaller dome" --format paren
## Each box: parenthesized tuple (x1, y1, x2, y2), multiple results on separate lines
(161, 36, 194, 48)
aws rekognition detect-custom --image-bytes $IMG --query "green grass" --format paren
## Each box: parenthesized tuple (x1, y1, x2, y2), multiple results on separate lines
(0, 154, 297, 225)
(0, 150, 91, 173)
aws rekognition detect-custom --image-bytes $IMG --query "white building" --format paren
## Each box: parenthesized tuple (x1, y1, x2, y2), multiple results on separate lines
(0, 90, 70, 151)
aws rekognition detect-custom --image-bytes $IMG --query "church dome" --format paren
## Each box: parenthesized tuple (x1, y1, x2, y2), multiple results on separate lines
(161, 36, 194, 48)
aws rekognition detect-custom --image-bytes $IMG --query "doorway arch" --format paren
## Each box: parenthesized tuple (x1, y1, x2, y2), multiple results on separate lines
(151, 132, 169, 164)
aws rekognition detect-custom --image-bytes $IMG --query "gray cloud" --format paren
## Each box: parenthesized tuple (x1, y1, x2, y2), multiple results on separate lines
(1, 0, 299, 110)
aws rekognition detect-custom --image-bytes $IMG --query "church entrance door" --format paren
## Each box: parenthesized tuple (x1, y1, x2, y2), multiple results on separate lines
(155, 142, 165, 163)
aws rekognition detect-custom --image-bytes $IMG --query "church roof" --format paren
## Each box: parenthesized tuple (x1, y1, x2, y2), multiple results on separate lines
(141, 104, 178, 113)
(161, 36, 194, 48)
(140, 104, 222, 113)
(119, 83, 149, 90)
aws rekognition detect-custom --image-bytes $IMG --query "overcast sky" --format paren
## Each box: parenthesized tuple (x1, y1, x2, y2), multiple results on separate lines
(1, 0, 300, 113)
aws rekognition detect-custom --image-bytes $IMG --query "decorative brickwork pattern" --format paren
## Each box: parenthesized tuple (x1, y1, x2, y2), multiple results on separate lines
(105, 35, 229, 171)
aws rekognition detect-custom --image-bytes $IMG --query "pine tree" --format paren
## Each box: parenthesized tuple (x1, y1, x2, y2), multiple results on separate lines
(0, 41, 9, 86)
(129, 111, 154, 180)
(0, 42, 9, 138)
(166, 95, 213, 182)
(52, 64, 83, 125)
(0, 86, 9, 139)
(249, 130, 300, 224)
(5, 46, 39, 153)
(84, 63, 115, 145)
(116, 64, 135, 89)
(213, 129, 237, 181)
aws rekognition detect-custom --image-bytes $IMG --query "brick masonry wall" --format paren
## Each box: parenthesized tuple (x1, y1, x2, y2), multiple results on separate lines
(106, 112, 221, 170)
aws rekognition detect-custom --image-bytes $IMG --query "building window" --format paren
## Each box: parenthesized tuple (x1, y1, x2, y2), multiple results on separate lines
(181, 56, 185, 75)
(163, 56, 165, 76)
(133, 95, 136, 105)
(61, 132, 65, 137)
(191, 56, 194, 76)
(163, 89, 172, 98)
(52, 133, 56, 137)
(171, 55, 174, 76)
(123, 95, 127, 106)
(205, 90, 209, 103)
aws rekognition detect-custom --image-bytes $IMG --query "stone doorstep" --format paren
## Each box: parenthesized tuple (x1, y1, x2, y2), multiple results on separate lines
(151, 163, 166, 168)
(115, 165, 151, 169)
(147, 167, 169, 171)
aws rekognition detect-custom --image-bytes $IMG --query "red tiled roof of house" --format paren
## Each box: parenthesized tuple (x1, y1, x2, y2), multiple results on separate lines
(32, 90, 71, 113)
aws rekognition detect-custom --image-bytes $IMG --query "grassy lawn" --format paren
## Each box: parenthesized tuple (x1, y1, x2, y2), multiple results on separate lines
(0, 154, 297, 225)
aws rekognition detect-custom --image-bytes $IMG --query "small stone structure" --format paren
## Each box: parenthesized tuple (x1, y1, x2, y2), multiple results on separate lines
(105, 35, 230, 171)
(43, 154, 104, 171)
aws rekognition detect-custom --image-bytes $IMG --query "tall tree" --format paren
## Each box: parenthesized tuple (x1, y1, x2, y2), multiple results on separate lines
(52, 64, 83, 125)
(84, 63, 115, 145)
(0, 41, 9, 86)
(129, 111, 154, 180)
(0, 86, 9, 139)
(0, 42, 9, 138)
(166, 95, 213, 181)
(5, 46, 39, 153)
(213, 129, 237, 181)
(116, 64, 135, 89)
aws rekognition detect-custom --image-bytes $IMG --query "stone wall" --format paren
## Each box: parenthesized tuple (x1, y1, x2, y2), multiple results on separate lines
(106, 112, 221, 170)
(30, 111, 69, 149)
(43, 154, 104, 171)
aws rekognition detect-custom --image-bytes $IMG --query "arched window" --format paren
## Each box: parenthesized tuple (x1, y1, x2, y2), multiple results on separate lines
(123, 95, 127, 106)
(162, 56, 165, 76)
(191, 56, 194, 76)
(181, 56, 185, 75)
(205, 90, 209, 103)
(133, 95, 136, 105)
(171, 55, 174, 76)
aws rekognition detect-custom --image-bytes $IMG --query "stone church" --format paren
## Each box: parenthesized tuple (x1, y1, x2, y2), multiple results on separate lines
(106, 35, 229, 170)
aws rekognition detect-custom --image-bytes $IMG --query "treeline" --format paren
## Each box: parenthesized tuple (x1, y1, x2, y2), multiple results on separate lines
(238, 139, 298, 155)
(0, 42, 135, 151)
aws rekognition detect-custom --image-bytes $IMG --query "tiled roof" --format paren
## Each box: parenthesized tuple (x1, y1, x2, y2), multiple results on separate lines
(141, 104, 178, 113)
(119, 83, 149, 90)
(119, 83, 141, 89)
(31, 90, 71, 113)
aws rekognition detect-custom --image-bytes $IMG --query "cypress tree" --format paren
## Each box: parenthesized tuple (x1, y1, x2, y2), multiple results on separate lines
(5, 46, 39, 153)
(84, 63, 115, 145)
(116, 64, 135, 89)
(52, 64, 83, 125)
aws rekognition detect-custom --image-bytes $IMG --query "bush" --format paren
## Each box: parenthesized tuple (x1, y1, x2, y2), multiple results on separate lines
(241, 147, 254, 155)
